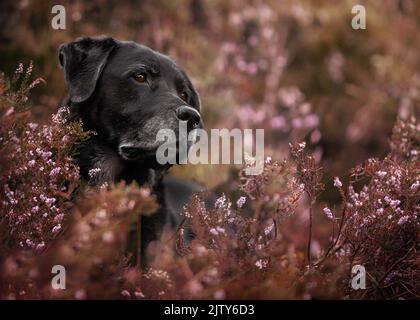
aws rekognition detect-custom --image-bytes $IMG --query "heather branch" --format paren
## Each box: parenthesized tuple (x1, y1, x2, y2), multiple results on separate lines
(289, 142, 324, 266)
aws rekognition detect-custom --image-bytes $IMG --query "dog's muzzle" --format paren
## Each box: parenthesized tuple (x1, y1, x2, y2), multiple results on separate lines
(119, 106, 201, 161)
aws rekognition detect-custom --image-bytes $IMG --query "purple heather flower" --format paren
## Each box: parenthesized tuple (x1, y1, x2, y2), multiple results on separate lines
(49, 167, 61, 178)
(51, 224, 62, 234)
(323, 207, 334, 220)
(333, 177, 343, 188)
(31, 206, 39, 214)
(376, 171, 387, 178)
(88, 167, 101, 178)
(397, 216, 409, 225)
(410, 181, 419, 192)
(236, 196, 246, 208)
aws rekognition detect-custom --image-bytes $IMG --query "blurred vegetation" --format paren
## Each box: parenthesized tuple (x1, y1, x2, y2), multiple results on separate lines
(0, 0, 419, 300)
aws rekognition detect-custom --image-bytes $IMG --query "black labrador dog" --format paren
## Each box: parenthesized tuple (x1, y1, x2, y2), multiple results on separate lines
(58, 36, 203, 265)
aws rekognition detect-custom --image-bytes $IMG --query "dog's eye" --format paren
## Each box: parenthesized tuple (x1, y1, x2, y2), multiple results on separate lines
(133, 72, 147, 83)
(180, 92, 188, 102)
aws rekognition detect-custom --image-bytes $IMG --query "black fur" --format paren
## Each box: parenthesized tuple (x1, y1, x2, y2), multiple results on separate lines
(59, 36, 202, 265)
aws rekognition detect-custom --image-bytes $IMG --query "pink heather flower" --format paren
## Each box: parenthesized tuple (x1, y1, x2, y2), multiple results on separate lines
(214, 290, 226, 300)
(121, 290, 131, 298)
(389, 199, 401, 208)
(134, 291, 145, 299)
(310, 129, 322, 143)
(36, 242, 45, 251)
(255, 259, 268, 269)
(376, 171, 387, 178)
(140, 188, 151, 197)
(102, 231, 115, 243)
(278, 87, 303, 107)
(26, 62, 33, 75)
(323, 207, 334, 220)
(214, 194, 226, 209)
(49, 167, 61, 177)
(28, 122, 38, 130)
(397, 216, 409, 225)
(270, 116, 286, 129)
(236, 196, 246, 208)
(209, 228, 219, 236)
(216, 226, 226, 234)
(45, 197, 56, 207)
(54, 213, 64, 223)
(100, 182, 109, 190)
(88, 167, 101, 178)
(16, 63, 24, 74)
(298, 142, 306, 151)
(41, 151, 52, 161)
(221, 42, 236, 53)
(410, 181, 419, 191)
(29, 77, 46, 89)
(187, 280, 203, 295)
(264, 222, 274, 235)
(52, 106, 70, 124)
(245, 62, 258, 75)
(298, 183, 305, 193)
(303, 114, 319, 128)
(27, 160, 35, 167)
(75, 289, 86, 300)
(96, 209, 107, 219)
(31, 206, 39, 214)
(292, 118, 303, 128)
(51, 224, 62, 234)
(62, 135, 70, 143)
(333, 177, 343, 188)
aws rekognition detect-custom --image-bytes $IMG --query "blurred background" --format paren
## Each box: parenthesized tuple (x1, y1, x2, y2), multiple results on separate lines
(0, 0, 419, 207)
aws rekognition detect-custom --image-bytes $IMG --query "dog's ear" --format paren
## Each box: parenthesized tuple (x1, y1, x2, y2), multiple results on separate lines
(58, 36, 117, 103)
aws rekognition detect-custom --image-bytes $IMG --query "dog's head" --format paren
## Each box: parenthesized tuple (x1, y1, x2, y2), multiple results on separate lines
(59, 36, 201, 162)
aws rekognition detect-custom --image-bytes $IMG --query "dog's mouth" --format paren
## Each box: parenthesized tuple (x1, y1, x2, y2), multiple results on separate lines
(119, 141, 195, 162)
(118, 145, 159, 161)
(119, 127, 200, 162)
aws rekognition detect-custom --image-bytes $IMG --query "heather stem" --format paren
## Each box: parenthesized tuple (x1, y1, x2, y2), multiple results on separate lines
(307, 205, 313, 266)
(136, 214, 142, 269)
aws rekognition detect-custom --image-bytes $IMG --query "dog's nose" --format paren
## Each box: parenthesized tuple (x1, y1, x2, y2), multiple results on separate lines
(176, 106, 201, 128)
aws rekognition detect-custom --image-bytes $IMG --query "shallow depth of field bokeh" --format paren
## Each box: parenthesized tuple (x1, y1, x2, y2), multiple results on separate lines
(0, 0, 419, 299)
